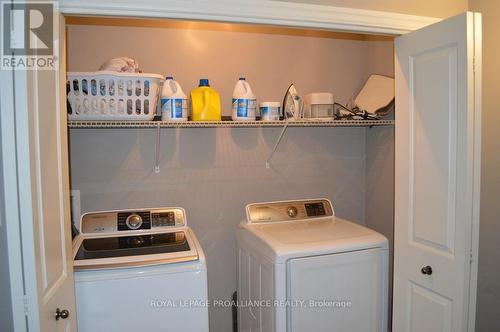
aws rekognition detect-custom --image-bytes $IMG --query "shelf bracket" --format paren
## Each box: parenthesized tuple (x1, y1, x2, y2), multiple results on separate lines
(154, 122, 161, 173)
(266, 123, 288, 169)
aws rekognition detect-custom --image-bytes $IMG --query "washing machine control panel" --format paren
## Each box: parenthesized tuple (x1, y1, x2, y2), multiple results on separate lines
(118, 211, 150, 231)
(151, 211, 177, 227)
(80, 208, 186, 234)
(246, 199, 333, 223)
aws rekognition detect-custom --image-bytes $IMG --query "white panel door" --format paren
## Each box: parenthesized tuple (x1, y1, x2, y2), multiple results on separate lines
(13, 14, 77, 332)
(393, 12, 481, 332)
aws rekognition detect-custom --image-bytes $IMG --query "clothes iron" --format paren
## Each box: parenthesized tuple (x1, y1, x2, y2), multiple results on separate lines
(282, 83, 303, 120)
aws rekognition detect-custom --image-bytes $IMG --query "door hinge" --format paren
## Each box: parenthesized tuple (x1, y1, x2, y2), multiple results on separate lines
(23, 295, 29, 315)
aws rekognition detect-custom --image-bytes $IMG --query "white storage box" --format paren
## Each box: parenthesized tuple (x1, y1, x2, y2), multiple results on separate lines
(67, 71, 164, 121)
(304, 92, 335, 118)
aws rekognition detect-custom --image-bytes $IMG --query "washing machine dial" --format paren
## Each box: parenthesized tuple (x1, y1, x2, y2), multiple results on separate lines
(126, 213, 143, 230)
(287, 206, 298, 218)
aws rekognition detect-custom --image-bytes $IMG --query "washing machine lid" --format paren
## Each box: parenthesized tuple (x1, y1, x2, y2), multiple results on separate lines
(73, 207, 203, 270)
(75, 231, 190, 260)
(73, 229, 200, 270)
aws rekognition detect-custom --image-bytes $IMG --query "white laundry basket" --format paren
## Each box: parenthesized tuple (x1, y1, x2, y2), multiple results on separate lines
(67, 71, 164, 121)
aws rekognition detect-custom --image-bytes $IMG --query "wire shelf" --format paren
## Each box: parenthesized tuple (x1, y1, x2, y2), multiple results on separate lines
(68, 119, 394, 128)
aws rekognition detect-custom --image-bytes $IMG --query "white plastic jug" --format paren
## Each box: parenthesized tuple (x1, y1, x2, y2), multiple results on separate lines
(161, 77, 189, 121)
(231, 77, 257, 121)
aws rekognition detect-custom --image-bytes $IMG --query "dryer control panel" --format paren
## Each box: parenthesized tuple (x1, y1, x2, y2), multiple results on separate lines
(81, 208, 186, 234)
(246, 199, 333, 223)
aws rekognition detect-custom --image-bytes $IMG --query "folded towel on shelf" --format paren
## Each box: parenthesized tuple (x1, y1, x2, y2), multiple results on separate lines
(98, 57, 141, 73)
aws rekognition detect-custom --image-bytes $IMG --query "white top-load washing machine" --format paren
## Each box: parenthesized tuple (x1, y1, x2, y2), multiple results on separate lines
(236, 199, 388, 332)
(73, 207, 209, 332)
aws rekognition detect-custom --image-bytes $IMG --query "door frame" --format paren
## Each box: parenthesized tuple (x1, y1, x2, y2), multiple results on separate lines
(3, 1, 480, 331)
(58, 4, 482, 329)
(467, 12, 482, 332)
(0, 57, 31, 332)
(58, 0, 440, 34)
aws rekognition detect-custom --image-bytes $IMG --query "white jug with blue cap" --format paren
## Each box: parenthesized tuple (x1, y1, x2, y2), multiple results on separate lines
(231, 77, 257, 121)
(161, 76, 188, 121)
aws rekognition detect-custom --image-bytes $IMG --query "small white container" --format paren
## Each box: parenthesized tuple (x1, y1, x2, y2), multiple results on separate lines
(232, 77, 257, 121)
(260, 102, 281, 121)
(161, 77, 189, 121)
(304, 93, 335, 118)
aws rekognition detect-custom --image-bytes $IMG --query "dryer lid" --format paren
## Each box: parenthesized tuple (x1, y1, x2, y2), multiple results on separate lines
(255, 218, 371, 244)
(238, 217, 388, 263)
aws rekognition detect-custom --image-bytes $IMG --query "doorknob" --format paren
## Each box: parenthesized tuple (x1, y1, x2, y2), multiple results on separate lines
(421, 265, 433, 275)
(55, 308, 70, 320)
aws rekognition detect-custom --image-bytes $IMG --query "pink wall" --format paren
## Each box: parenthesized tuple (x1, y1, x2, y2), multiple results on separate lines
(66, 18, 393, 115)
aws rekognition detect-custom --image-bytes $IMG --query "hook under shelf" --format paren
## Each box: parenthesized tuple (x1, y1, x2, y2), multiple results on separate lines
(266, 123, 289, 169)
(154, 122, 161, 173)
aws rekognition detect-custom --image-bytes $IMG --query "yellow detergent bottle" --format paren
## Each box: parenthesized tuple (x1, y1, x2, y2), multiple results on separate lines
(190, 79, 221, 121)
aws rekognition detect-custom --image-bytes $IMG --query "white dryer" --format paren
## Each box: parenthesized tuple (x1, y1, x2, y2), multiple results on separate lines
(73, 207, 209, 332)
(236, 199, 388, 332)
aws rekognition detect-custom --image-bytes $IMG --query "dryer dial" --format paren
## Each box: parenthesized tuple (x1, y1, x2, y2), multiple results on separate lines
(287, 206, 298, 218)
(126, 213, 143, 230)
